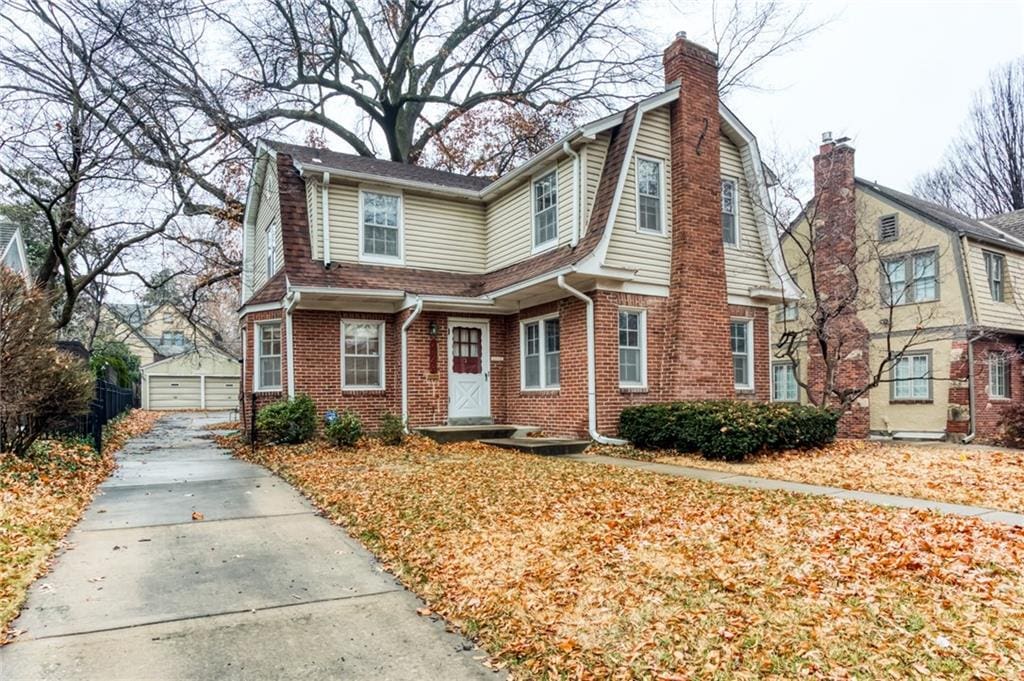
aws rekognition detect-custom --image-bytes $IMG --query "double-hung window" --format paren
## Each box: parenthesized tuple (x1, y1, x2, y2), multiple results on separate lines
(521, 316, 560, 389)
(882, 250, 938, 305)
(772, 362, 798, 402)
(256, 322, 282, 390)
(618, 309, 646, 387)
(532, 170, 558, 250)
(989, 353, 1011, 399)
(636, 157, 664, 234)
(892, 352, 931, 401)
(342, 321, 385, 389)
(731, 319, 754, 390)
(360, 190, 402, 262)
(721, 178, 738, 246)
(776, 301, 798, 322)
(265, 222, 277, 277)
(984, 251, 1005, 302)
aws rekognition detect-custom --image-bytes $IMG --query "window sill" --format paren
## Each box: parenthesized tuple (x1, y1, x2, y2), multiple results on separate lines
(520, 388, 559, 395)
(530, 240, 558, 255)
(619, 386, 648, 394)
(988, 395, 1012, 402)
(889, 399, 933, 405)
(254, 387, 282, 394)
(735, 386, 755, 393)
(342, 388, 386, 395)
(358, 254, 404, 266)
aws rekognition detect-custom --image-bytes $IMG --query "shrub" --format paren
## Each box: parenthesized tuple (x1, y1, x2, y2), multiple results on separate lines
(256, 394, 317, 444)
(618, 400, 839, 461)
(0, 270, 95, 455)
(998, 402, 1024, 449)
(377, 411, 405, 446)
(325, 410, 363, 448)
(89, 340, 141, 387)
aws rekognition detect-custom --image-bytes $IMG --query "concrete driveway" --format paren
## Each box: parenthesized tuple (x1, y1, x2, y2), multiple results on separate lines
(1, 412, 493, 680)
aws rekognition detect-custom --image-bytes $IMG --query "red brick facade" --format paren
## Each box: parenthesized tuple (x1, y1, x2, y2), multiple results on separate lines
(961, 337, 1024, 443)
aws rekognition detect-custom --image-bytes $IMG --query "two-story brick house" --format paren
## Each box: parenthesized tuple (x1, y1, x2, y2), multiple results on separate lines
(237, 33, 797, 439)
(776, 135, 1024, 442)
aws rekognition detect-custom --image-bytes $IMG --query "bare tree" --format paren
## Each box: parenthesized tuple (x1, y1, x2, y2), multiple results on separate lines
(913, 58, 1024, 218)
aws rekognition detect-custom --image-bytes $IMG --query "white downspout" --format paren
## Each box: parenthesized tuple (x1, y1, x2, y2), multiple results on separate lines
(563, 141, 580, 247)
(962, 335, 978, 443)
(321, 172, 331, 266)
(285, 291, 300, 398)
(401, 297, 424, 431)
(557, 275, 626, 444)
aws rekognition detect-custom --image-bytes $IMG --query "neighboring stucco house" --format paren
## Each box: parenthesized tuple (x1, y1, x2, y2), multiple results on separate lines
(0, 222, 30, 280)
(237, 34, 797, 438)
(776, 135, 1024, 442)
(102, 302, 241, 411)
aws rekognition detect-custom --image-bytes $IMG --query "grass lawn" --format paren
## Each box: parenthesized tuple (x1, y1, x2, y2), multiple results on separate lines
(0, 410, 161, 642)
(222, 434, 1024, 679)
(606, 440, 1024, 514)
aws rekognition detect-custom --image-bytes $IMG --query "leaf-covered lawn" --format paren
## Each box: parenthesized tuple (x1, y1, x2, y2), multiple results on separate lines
(222, 435, 1024, 679)
(0, 409, 161, 641)
(624, 440, 1024, 514)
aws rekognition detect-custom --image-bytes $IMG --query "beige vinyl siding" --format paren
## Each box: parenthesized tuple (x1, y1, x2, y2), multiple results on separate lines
(252, 162, 282, 291)
(405, 193, 485, 272)
(604, 108, 673, 286)
(964, 239, 1024, 332)
(581, 135, 610, 233)
(721, 135, 770, 297)
(485, 156, 574, 272)
(324, 181, 485, 273)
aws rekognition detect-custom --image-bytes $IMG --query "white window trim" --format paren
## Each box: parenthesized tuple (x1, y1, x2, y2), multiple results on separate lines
(519, 312, 560, 391)
(265, 221, 277, 277)
(531, 168, 559, 254)
(772, 362, 798, 402)
(617, 307, 648, 389)
(341, 319, 386, 391)
(721, 176, 740, 248)
(358, 187, 405, 265)
(988, 353, 1011, 399)
(731, 317, 755, 391)
(634, 155, 667, 236)
(253, 321, 282, 392)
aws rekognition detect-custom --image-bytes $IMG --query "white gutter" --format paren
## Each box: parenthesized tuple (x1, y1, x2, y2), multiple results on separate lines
(401, 297, 424, 432)
(563, 141, 581, 247)
(284, 290, 301, 398)
(321, 172, 331, 266)
(963, 335, 978, 443)
(556, 275, 626, 445)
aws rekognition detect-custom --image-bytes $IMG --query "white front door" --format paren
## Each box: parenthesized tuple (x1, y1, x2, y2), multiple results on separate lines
(448, 320, 490, 420)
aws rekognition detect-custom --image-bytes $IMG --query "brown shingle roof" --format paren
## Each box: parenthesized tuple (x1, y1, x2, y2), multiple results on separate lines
(246, 107, 636, 305)
(264, 141, 492, 193)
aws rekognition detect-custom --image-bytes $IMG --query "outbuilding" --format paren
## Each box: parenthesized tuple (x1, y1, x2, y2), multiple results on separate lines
(141, 349, 241, 411)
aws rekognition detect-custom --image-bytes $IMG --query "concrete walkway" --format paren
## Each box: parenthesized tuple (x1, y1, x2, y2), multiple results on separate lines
(567, 454, 1024, 527)
(1, 413, 493, 681)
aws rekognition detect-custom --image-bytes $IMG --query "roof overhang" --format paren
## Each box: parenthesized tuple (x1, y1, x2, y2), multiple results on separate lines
(294, 162, 484, 201)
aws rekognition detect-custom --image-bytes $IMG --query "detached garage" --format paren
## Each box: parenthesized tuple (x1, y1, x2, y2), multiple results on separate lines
(142, 349, 241, 411)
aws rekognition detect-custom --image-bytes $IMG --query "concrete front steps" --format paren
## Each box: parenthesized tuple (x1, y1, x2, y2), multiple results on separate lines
(417, 425, 590, 455)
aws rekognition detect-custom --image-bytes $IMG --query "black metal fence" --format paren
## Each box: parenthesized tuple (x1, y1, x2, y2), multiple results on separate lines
(58, 379, 138, 453)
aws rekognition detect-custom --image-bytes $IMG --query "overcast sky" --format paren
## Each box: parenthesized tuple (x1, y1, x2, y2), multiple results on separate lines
(652, 0, 1024, 191)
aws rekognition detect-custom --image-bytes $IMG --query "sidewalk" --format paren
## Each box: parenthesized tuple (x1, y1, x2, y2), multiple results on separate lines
(567, 454, 1024, 527)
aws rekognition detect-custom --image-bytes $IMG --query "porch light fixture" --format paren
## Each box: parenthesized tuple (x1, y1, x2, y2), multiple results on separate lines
(428, 320, 438, 338)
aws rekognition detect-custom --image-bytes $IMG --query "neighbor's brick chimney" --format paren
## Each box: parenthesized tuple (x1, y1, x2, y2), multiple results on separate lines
(808, 133, 870, 437)
(660, 31, 735, 399)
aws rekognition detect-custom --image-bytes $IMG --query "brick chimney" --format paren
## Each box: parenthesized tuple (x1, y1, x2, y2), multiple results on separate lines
(808, 132, 870, 436)
(660, 32, 735, 399)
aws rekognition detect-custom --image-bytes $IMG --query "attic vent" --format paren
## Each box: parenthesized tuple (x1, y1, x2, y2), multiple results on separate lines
(879, 214, 899, 242)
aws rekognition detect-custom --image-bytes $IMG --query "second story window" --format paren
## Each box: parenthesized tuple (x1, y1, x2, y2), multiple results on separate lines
(636, 157, 664, 234)
(161, 330, 185, 347)
(984, 251, 1005, 302)
(265, 221, 277, 277)
(360, 190, 402, 262)
(882, 250, 938, 305)
(721, 178, 738, 246)
(532, 170, 558, 250)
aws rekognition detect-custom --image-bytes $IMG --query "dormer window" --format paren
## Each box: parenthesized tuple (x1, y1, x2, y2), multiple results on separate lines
(636, 157, 665, 234)
(360, 190, 403, 263)
(984, 251, 1006, 302)
(879, 214, 899, 242)
(265, 221, 277, 277)
(532, 170, 558, 251)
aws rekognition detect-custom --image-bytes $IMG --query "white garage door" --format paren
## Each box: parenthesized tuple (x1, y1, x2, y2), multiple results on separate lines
(205, 376, 239, 410)
(149, 376, 202, 410)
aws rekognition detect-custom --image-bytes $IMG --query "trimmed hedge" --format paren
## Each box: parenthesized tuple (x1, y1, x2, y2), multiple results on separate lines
(618, 400, 839, 461)
(325, 410, 363, 448)
(256, 394, 317, 444)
